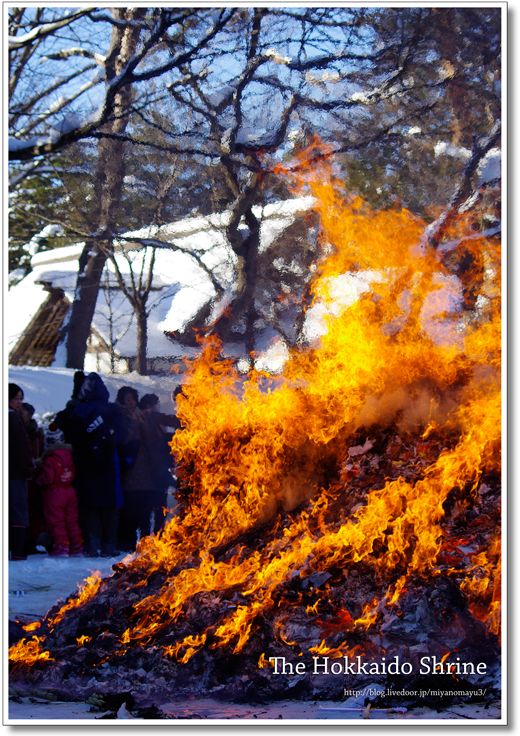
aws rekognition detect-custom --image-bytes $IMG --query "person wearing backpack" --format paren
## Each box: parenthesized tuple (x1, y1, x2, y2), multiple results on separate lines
(69, 372, 128, 558)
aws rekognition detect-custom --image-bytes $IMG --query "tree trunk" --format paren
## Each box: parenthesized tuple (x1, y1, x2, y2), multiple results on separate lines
(215, 170, 262, 354)
(242, 209, 261, 359)
(60, 8, 146, 370)
(136, 308, 148, 376)
(65, 238, 110, 368)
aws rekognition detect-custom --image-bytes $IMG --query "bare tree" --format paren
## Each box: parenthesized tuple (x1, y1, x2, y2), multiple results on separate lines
(63, 7, 149, 368)
(8, 6, 501, 370)
(9, 7, 238, 368)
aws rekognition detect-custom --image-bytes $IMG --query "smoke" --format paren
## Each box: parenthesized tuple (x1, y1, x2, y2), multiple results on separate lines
(353, 383, 473, 435)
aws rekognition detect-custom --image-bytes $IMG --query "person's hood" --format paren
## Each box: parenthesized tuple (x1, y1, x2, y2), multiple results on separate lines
(41, 444, 74, 463)
(78, 372, 110, 403)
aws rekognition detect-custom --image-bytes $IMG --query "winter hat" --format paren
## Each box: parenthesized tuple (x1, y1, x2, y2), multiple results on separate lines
(45, 421, 65, 447)
(72, 371, 86, 399)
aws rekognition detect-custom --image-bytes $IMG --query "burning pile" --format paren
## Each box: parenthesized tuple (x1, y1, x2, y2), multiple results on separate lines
(10, 168, 501, 712)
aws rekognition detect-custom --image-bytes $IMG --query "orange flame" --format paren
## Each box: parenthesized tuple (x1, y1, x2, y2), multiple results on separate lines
(11, 138, 501, 675)
(9, 572, 104, 668)
(9, 636, 54, 669)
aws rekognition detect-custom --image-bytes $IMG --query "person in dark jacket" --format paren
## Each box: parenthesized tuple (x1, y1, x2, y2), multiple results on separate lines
(20, 402, 50, 553)
(20, 403, 45, 459)
(116, 386, 156, 551)
(8, 383, 35, 560)
(55, 371, 85, 444)
(69, 372, 127, 557)
(139, 391, 181, 502)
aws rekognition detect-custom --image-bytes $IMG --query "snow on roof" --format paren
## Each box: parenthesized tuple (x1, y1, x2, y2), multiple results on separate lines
(8, 198, 315, 361)
(31, 242, 85, 266)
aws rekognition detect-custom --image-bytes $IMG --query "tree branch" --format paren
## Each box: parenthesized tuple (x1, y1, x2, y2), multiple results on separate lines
(8, 8, 97, 49)
(426, 121, 501, 249)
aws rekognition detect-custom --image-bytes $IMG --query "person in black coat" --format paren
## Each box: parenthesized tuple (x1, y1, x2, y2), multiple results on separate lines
(20, 402, 50, 553)
(139, 391, 181, 506)
(69, 372, 128, 557)
(55, 370, 85, 444)
(116, 386, 155, 551)
(8, 383, 35, 560)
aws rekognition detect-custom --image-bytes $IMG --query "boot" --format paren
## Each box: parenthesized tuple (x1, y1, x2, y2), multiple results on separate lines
(10, 526, 27, 561)
(101, 541, 121, 558)
(69, 544, 84, 558)
(34, 531, 52, 553)
(84, 534, 101, 557)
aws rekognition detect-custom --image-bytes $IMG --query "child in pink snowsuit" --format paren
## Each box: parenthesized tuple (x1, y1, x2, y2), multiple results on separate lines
(36, 444, 83, 557)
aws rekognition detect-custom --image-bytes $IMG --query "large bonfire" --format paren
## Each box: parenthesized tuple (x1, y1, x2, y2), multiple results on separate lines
(9, 147, 501, 713)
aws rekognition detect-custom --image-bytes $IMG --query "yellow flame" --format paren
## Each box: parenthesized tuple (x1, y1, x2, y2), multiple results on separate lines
(9, 636, 54, 668)
(14, 149, 500, 673)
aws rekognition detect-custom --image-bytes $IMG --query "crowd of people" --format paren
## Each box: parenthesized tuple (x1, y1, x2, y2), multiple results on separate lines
(8, 373, 182, 560)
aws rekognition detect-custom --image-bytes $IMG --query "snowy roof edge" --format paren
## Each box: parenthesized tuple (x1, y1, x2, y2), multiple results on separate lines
(30, 197, 316, 267)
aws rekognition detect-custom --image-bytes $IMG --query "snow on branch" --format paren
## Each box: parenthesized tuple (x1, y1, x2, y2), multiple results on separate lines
(9, 9, 217, 162)
(17, 68, 102, 139)
(9, 103, 103, 159)
(42, 48, 106, 64)
(8, 8, 96, 49)
(426, 121, 501, 250)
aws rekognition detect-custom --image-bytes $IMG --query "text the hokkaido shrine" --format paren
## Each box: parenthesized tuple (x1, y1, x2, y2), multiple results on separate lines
(269, 656, 488, 676)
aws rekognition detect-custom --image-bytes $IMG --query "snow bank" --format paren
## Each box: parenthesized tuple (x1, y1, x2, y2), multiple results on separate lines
(8, 365, 182, 419)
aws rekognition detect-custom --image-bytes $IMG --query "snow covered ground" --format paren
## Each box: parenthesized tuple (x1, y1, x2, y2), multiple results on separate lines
(8, 552, 131, 623)
(7, 695, 501, 723)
